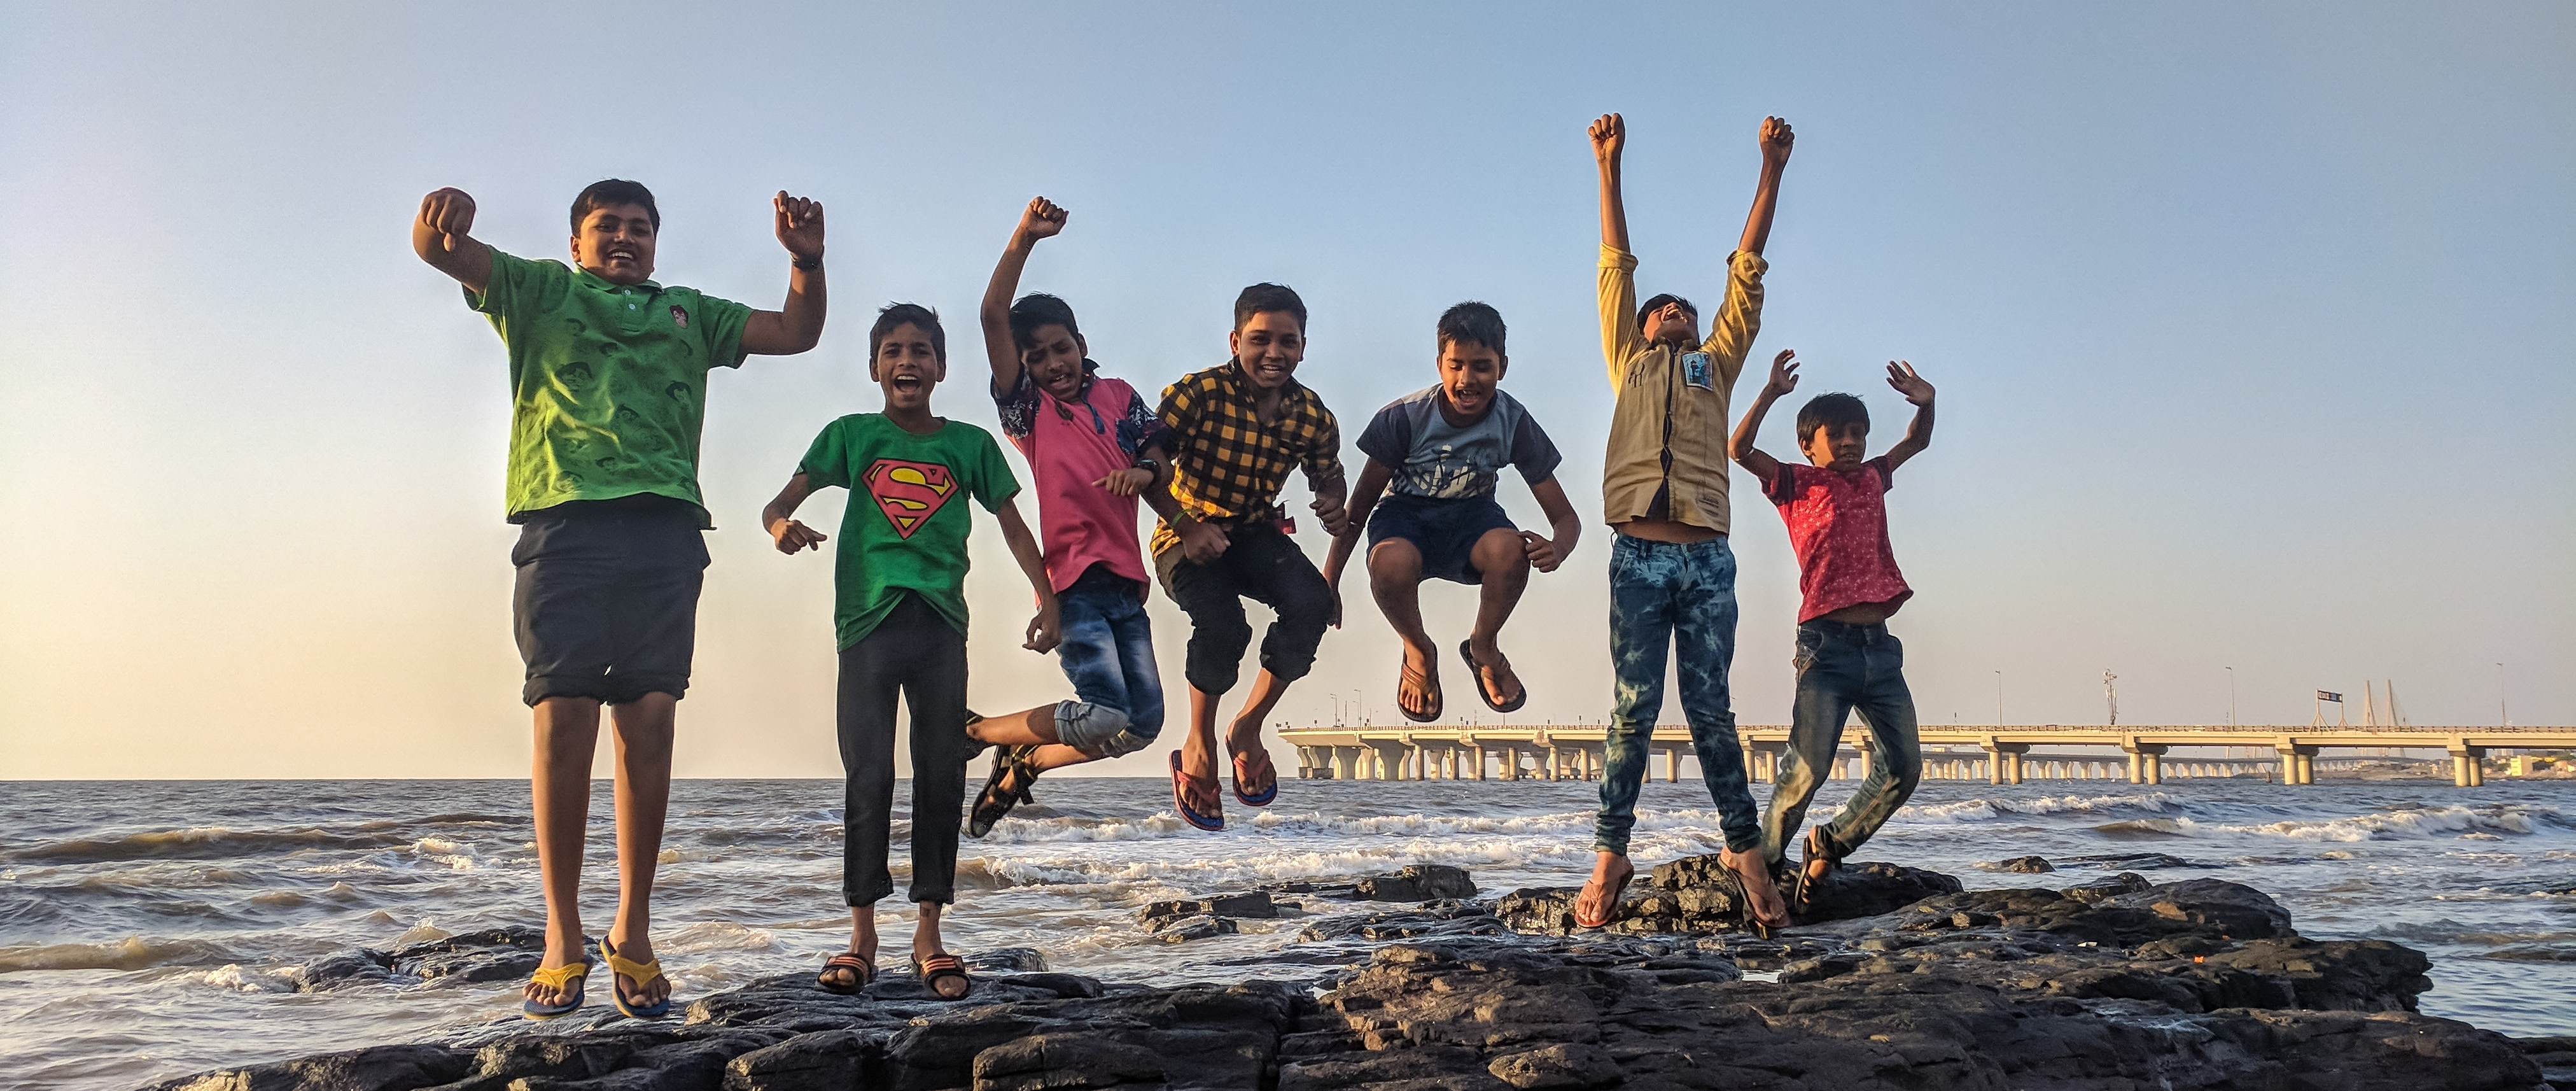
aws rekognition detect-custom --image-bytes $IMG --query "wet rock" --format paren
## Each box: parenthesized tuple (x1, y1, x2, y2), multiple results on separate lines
(1138, 890, 1276, 924)
(1146, 913, 1238, 942)
(158, 874, 2542, 1091)
(388, 926, 560, 984)
(1989, 854, 2056, 873)
(2061, 850, 2197, 869)
(2512, 1036, 2576, 1090)
(1352, 863, 1478, 901)
(283, 947, 396, 992)
(1498, 854, 1959, 935)
(960, 946, 1047, 973)
(2062, 870, 2154, 903)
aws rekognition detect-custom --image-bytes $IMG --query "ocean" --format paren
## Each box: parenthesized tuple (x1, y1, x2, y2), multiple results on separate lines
(3, 775, 2571, 1090)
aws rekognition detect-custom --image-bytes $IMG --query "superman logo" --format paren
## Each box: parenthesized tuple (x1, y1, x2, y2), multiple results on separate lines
(862, 458, 958, 538)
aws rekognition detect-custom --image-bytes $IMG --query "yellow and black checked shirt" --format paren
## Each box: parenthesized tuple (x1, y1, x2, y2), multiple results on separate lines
(1152, 360, 1343, 555)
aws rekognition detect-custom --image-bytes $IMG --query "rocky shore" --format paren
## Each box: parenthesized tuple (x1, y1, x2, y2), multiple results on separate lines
(144, 859, 2573, 1091)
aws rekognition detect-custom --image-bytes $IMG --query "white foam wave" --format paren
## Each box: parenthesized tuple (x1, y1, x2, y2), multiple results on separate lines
(2216, 805, 2538, 843)
(1903, 792, 2188, 823)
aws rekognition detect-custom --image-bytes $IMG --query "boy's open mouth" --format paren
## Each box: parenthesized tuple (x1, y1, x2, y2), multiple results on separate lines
(888, 375, 925, 392)
(605, 246, 638, 262)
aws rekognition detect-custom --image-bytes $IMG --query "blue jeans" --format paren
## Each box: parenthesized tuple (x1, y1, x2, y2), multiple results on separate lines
(1051, 571, 1165, 757)
(1760, 620, 1921, 864)
(1597, 533, 1756, 854)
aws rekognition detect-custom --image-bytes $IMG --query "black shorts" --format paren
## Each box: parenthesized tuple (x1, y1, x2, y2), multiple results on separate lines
(510, 495, 710, 707)
(1364, 494, 1517, 585)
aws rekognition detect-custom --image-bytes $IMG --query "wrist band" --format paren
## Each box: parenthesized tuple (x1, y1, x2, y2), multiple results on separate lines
(792, 254, 822, 271)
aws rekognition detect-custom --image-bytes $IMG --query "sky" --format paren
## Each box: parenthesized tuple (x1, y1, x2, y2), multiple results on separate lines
(1, 3, 2569, 780)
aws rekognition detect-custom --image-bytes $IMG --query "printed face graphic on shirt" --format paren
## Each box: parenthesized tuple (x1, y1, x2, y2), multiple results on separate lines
(863, 458, 958, 538)
(669, 304, 689, 330)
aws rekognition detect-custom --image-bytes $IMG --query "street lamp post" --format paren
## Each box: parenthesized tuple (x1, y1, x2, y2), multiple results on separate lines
(2226, 666, 2236, 727)
(2498, 663, 2508, 728)
(1994, 670, 2004, 726)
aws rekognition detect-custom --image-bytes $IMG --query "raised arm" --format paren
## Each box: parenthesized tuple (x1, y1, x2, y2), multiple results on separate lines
(739, 192, 828, 356)
(1880, 361, 1936, 471)
(1592, 114, 1644, 386)
(1729, 349, 1800, 486)
(994, 498, 1063, 653)
(982, 197, 1067, 398)
(413, 188, 494, 293)
(1737, 116, 1793, 257)
(760, 472, 831, 555)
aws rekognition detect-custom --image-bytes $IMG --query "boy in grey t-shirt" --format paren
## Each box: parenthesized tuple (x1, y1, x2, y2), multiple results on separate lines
(1324, 302, 1584, 722)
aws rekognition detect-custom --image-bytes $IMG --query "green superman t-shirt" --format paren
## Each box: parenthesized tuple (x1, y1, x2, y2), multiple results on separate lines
(467, 248, 753, 524)
(798, 414, 1019, 649)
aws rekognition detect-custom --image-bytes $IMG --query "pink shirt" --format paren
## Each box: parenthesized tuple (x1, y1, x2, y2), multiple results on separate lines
(1764, 456, 1912, 623)
(998, 374, 1152, 596)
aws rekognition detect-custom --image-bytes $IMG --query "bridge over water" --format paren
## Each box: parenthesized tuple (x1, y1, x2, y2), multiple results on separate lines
(1277, 725, 2576, 788)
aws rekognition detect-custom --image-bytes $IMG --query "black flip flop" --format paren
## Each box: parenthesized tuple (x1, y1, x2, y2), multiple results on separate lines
(816, 952, 873, 995)
(968, 745, 1039, 839)
(1795, 827, 1844, 916)
(1459, 640, 1528, 714)
(913, 952, 971, 999)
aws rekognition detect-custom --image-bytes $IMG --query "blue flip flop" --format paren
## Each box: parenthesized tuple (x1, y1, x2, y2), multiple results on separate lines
(1170, 751, 1224, 831)
(521, 960, 588, 1020)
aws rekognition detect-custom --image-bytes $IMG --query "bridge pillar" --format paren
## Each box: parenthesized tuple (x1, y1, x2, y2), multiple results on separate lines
(1331, 747, 1356, 780)
(1983, 741, 2028, 785)
(2447, 741, 2487, 787)
(2120, 740, 2169, 785)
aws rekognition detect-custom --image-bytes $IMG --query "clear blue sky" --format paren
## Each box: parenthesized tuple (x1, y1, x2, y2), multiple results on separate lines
(3, 3, 2568, 778)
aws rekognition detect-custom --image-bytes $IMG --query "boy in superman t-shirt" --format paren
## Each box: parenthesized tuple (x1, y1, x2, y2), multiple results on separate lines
(762, 303, 1060, 1000)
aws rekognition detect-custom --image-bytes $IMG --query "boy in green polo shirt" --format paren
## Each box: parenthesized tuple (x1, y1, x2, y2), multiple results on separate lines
(762, 304, 1061, 1000)
(414, 179, 827, 1020)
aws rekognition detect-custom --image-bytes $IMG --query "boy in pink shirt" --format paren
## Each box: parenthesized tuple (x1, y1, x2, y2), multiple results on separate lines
(1728, 349, 1936, 912)
(960, 197, 1174, 837)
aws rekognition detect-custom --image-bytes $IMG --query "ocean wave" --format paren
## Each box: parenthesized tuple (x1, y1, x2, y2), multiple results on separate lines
(1903, 792, 2188, 824)
(2215, 805, 2539, 843)
(0, 935, 242, 973)
(4, 827, 410, 865)
(174, 963, 299, 993)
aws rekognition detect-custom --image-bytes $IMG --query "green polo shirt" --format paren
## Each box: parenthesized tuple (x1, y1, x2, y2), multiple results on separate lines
(466, 248, 753, 524)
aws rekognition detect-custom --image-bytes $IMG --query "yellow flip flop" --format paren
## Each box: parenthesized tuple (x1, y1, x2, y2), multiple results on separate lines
(599, 938, 672, 1020)
(521, 960, 587, 1020)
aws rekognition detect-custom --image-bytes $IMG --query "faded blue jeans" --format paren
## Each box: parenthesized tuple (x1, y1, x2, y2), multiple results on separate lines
(1051, 568, 1165, 757)
(1597, 533, 1758, 855)
(1760, 619, 1921, 864)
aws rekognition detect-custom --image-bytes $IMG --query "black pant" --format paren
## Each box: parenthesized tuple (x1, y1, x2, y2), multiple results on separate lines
(1154, 522, 1332, 696)
(836, 593, 969, 906)
(510, 495, 709, 707)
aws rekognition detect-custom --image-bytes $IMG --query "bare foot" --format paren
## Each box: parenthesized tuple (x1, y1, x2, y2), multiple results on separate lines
(1177, 742, 1224, 822)
(1463, 635, 1524, 710)
(523, 938, 584, 1007)
(1574, 851, 1634, 927)
(1722, 847, 1789, 929)
(1398, 642, 1442, 721)
(1226, 721, 1277, 803)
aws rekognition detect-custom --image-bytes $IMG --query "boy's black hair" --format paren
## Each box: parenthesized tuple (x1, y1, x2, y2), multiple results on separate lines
(571, 179, 661, 233)
(1795, 393, 1871, 445)
(1233, 283, 1307, 333)
(1436, 301, 1507, 356)
(1637, 292, 1697, 328)
(1009, 293, 1083, 352)
(869, 302, 946, 363)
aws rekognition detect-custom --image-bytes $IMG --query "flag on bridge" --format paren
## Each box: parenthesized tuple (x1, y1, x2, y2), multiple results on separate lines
(2317, 691, 2342, 703)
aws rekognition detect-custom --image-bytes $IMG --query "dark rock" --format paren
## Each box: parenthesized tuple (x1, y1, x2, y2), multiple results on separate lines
(1351, 863, 1478, 901)
(388, 927, 564, 985)
(1145, 913, 1238, 942)
(1138, 890, 1277, 924)
(2060, 851, 2196, 869)
(1989, 854, 2056, 873)
(137, 1043, 470, 1091)
(2513, 1036, 2576, 1091)
(157, 873, 2543, 1091)
(1486, 1041, 1620, 1089)
(283, 947, 395, 992)
(960, 946, 1047, 973)
(2062, 871, 2153, 903)
(722, 1029, 874, 1091)
(1499, 854, 1958, 935)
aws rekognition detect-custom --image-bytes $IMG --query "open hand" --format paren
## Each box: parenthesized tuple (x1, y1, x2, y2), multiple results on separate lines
(1885, 360, 1934, 405)
(419, 188, 477, 253)
(774, 192, 825, 262)
(1764, 349, 1802, 398)
(1312, 494, 1350, 538)
(1759, 116, 1795, 166)
(1522, 530, 1564, 574)
(1016, 196, 1068, 244)
(1589, 113, 1625, 163)
(770, 518, 828, 555)
(1093, 467, 1152, 496)
(1025, 603, 1063, 654)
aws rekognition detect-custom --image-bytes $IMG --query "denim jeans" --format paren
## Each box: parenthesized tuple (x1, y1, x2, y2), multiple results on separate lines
(1052, 570, 1165, 757)
(1597, 533, 1757, 854)
(1760, 619, 1922, 864)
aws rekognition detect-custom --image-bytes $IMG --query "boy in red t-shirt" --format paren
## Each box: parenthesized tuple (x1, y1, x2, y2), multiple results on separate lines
(1728, 349, 1936, 912)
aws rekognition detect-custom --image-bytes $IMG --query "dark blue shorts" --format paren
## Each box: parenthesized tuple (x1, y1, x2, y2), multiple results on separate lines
(510, 495, 709, 707)
(1366, 494, 1517, 585)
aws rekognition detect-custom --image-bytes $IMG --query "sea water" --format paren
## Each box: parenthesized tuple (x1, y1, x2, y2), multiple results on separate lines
(3, 777, 2571, 1090)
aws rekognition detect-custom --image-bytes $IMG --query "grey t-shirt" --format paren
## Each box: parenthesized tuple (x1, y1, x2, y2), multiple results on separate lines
(1355, 386, 1562, 500)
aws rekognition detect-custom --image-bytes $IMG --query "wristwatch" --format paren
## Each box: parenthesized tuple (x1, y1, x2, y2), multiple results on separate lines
(792, 253, 823, 271)
(1133, 455, 1160, 474)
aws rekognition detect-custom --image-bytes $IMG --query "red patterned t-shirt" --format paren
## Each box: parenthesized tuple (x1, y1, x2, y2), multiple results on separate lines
(1763, 456, 1912, 623)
